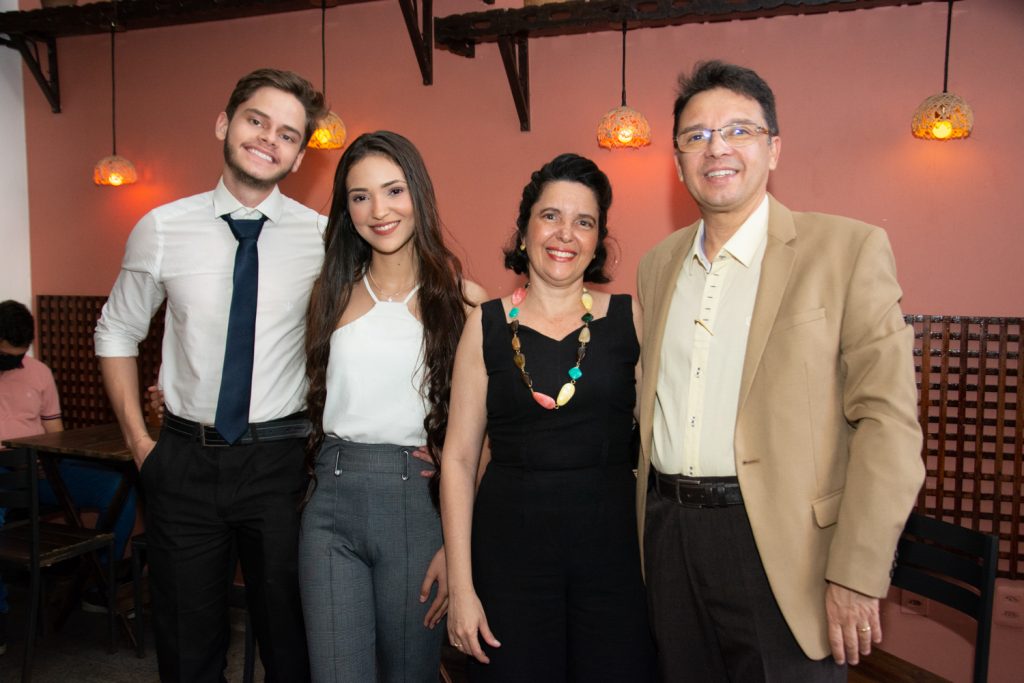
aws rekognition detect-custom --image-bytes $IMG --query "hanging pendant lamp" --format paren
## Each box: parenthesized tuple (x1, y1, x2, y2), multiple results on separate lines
(911, 0, 973, 141)
(308, 0, 346, 150)
(94, 5, 137, 186)
(596, 22, 650, 150)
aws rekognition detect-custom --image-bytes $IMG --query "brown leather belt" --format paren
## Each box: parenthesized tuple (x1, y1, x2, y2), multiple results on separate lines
(652, 472, 743, 508)
(163, 411, 310, 448)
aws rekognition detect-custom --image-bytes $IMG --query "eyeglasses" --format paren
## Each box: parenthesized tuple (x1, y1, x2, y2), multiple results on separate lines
(674, 124, 770, 153)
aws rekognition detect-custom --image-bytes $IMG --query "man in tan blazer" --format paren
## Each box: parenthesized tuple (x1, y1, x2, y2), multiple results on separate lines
(637, 61, 924, 681)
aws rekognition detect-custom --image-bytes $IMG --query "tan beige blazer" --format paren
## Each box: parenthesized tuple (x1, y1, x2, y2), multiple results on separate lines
(636, 195, 925, 659)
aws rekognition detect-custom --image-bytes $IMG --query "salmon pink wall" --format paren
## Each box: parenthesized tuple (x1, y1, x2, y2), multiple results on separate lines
(23, 0, 1024, 315)
(18, 1, 1024, 679)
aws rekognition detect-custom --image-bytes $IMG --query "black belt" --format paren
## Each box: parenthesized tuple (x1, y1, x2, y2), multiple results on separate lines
(652, 472, 743, 508)
(163, 411, 311, 448)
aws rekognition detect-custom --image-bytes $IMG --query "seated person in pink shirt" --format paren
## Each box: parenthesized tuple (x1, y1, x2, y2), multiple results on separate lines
(0, 300, 137, 653)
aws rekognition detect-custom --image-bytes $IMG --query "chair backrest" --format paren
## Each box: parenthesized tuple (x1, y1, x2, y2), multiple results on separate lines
(0, 448, 38, 512)
(892, 512, 999, 682)
(0, 448, 42, 573)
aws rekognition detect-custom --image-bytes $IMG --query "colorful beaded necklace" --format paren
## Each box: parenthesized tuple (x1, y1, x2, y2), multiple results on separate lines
(508, 283, 593, 410)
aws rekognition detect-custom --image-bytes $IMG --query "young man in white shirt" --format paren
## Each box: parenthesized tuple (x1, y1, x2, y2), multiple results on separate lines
(96, 68, 327, 683)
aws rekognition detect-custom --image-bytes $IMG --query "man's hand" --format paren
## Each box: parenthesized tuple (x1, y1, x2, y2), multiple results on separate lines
(100, 356, 156, 471)
(825, 582, 881, 665)
(129, 433, 157, 470)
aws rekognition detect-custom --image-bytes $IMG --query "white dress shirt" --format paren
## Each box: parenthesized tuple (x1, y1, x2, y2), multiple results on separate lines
(95, 178, 326, 424)
(652, 195, 769, 476)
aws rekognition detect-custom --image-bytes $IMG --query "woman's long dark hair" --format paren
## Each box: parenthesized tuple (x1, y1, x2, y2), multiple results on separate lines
(304, 131, 467, 508)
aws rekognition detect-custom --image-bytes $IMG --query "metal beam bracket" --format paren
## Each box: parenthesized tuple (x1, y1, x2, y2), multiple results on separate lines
(398, 0, 433, 86)
(0, 33, 60, 113)
(498, 35, 529, 132)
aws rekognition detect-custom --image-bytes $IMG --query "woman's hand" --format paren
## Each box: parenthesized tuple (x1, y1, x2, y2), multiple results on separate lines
(145, 384, 165, 426)
(447, 589, 501, 664)
(420, 546, 449, 628)
(411, 445, 436, 478)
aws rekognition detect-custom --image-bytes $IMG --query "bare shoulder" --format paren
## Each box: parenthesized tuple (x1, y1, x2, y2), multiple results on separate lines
(630, 295, 643, 340)
(629, 294, 643, 322)
(455, 305, 486, 369)
(462, 303, 485, 338)
(461, 279, 489, 308)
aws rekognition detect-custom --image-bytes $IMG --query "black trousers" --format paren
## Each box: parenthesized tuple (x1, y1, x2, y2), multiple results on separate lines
(469, 465, 655, 682)
(644, 483, 846, 683)
(140, 429, 310, 683)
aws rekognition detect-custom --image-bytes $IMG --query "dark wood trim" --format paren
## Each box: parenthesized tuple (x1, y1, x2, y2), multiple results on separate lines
(434, 0, 954, 130)
(436, 0, 953, 51)
(0, 33, 59, 113)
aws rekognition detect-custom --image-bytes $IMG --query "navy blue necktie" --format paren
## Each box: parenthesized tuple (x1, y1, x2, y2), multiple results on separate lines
(215, 213, 268, 444)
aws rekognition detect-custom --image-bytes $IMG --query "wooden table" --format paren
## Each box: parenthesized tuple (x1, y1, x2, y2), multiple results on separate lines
(3, 422, 144, 644)
(3, 423, 139, 535)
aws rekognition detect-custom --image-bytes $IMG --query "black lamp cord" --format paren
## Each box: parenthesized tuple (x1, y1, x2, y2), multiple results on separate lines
(109, 12, 117, 155)
(321, 0, 328, 98)
(941, 0, 952, 93)
(619, 21, 627, 108)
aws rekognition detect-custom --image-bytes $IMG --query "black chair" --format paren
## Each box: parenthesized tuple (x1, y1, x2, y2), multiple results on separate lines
(0, 448, 117, 683)
(891, 512, 999, 682)
(131, 533, 256, 683)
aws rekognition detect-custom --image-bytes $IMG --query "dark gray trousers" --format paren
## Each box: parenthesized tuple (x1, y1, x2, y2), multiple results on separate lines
(299, 439, 444, 683)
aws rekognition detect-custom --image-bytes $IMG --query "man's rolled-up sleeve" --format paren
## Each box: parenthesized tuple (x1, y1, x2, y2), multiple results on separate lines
(95, 213, 166, 358)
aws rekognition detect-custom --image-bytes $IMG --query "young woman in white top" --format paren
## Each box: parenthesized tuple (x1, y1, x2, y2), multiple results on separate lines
(299, 131, 485, 682)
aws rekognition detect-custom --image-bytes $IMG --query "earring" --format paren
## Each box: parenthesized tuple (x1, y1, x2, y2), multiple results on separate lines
(519, 241, 526, 251)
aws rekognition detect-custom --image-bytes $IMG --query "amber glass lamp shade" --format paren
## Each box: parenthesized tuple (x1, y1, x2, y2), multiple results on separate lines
(596, 106, 651, 149)
(308, 110, 346, 150)
(93, 154, 137, 186)
(911, 92, 974, 141)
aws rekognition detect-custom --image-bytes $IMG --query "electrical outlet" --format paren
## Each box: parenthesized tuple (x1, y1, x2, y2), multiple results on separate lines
(900, 589, 929, 616)
(994, 585, 1024, 628)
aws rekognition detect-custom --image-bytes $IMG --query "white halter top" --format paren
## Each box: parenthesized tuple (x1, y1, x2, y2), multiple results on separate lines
(322, 275, 427, 445)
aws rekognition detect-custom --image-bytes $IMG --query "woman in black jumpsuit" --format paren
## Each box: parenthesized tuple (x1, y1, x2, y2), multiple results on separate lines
(440, 154, 654, 682)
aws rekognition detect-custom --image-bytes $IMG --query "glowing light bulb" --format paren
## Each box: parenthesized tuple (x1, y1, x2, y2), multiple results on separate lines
(931, 120, 953, 139)
(617, 128, 634, 143)
(108, 173, 124, 186)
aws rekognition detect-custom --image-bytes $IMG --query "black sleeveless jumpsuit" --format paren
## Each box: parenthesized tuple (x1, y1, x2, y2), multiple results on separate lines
(469, 295, 655, 682)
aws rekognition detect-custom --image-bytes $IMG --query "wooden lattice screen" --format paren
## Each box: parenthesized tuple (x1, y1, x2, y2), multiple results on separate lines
(34, 295, 164, 430)
(908, 315, 1022, 579)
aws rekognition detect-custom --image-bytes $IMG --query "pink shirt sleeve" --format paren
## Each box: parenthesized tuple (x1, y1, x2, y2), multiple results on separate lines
(38, 361, 62, 421)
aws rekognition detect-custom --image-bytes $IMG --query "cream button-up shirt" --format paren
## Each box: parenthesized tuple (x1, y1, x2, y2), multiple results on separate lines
(652, 195, 769, 477)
